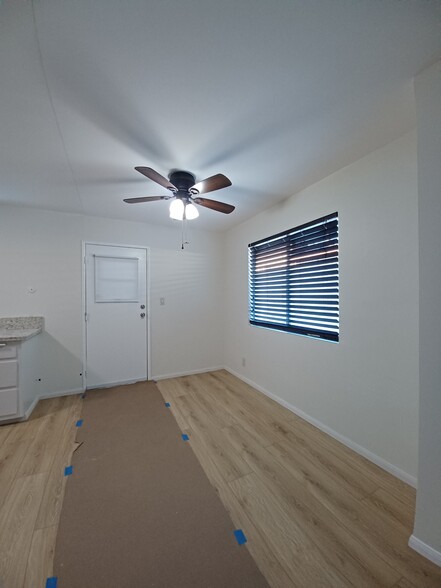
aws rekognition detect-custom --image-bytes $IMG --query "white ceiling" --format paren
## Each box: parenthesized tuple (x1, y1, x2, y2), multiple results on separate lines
(1, 0, 440, 231)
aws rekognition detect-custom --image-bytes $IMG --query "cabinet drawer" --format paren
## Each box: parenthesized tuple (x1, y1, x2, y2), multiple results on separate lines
(0, 360, 18, 388)
(0, 388, 18, 417)
(0, 343, 17, 359)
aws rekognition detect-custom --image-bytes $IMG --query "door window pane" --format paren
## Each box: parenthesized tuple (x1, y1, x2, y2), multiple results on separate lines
(94, 256, 139, 302)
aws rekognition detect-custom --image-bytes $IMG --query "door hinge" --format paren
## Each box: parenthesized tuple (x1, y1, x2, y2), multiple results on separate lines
(84, 312, 88, 322)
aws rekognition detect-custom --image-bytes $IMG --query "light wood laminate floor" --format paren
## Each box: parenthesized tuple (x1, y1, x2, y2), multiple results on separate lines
(157, 370, 441, 588)
(1, 373, 440, 587)
(0, 394, 82, 588)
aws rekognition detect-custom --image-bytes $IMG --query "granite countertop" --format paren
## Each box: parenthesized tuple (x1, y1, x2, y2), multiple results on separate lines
(0, 316, 44, 342)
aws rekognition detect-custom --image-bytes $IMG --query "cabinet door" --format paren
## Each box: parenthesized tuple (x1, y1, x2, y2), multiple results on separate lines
(0, 360, 18, 389)
(0, 388, 18, 417)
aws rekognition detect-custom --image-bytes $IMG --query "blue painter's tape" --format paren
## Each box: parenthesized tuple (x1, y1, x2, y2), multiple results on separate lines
(181, 434, 190, 441)
(64, 465, 73, 476)
(46, 577, 58, 588)
(76, 419, 83, 427)
(165, 402, 171, 408)
(234, 529, 247, 545)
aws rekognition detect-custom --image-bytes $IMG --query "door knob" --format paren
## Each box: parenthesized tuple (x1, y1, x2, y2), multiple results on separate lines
(140, 313, 146, 318)
(140, 304, 145, 309)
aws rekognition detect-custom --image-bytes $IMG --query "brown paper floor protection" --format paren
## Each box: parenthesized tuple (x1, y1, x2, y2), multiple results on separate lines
(54, 381, 269, 588)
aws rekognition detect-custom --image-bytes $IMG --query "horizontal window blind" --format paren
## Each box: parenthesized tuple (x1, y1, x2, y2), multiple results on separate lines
(248, 212, 339, 342)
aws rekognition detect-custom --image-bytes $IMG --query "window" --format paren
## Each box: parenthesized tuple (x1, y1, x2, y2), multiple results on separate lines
(94, 255, 140, 302)
(248, 212, 339, 342)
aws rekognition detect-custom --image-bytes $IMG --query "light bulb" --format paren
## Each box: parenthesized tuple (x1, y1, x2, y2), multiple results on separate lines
(185, 202, 199, 220)
(169, 198, 184, 220)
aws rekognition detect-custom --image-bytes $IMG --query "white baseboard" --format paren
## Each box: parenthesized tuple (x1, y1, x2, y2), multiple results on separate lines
(224, 367, 417, 489)
(2, 387, 85, 424)
(85, 378, 148, 390)
(153, 366, 225, 381)
(409, 535, 441, 567)
(24, 396, 40, 419)
(39, 387, 85, 399)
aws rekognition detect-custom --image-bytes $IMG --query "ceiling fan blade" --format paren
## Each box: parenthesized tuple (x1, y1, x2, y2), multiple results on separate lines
(123, 196, 171, 204)
(191, 173, 232, 194)
(192, 197, 235, 214)
(135, 167, 177, 191)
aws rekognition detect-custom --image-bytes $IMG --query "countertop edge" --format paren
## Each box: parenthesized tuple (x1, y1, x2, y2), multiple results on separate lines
(0, 327, 43, 343)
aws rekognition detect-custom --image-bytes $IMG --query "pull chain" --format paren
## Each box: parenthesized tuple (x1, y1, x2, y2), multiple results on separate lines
(181, 215, 189, 250)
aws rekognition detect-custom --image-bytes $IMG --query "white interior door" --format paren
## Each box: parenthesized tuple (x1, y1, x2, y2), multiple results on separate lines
(84, 244, 148, 389)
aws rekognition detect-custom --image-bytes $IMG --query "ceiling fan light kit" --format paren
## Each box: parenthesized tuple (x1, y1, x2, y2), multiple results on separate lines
(169, 198, 199, 220)
(123, 167, 234, 222)
(169, 198, 184, 220)
(182, 202, 199, 220)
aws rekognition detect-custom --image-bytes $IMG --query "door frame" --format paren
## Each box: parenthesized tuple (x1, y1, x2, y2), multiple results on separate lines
(81, 241, 152, 390)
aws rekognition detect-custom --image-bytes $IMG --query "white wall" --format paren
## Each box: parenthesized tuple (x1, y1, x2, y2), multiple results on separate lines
(0, 207, 83, 394)
(411, 60, 441, 564)
(224, 131, 419, 482)
(0, 206, 225, 393)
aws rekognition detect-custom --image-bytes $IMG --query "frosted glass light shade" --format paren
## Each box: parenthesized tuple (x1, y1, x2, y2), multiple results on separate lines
(169, 198, 184, 220)
(185, 203, 199, 219)
(169, 199, 199, 220)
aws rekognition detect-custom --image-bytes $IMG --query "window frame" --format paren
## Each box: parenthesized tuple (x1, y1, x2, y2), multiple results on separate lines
(248, 212, 339, 342)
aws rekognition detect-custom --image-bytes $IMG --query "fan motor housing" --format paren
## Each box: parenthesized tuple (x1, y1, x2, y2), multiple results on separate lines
(169, 171, 196, 195)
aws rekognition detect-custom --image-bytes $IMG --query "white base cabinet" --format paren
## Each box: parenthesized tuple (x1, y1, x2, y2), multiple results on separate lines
(0, 337, 40, 422)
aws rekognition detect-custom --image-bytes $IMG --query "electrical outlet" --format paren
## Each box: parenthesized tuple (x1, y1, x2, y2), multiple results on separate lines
(241, 357, 246, 367)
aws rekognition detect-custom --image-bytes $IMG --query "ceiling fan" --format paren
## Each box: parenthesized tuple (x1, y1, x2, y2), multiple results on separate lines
(123, 167, 234, 220)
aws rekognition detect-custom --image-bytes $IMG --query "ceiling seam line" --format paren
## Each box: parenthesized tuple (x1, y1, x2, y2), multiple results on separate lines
(30, 0, 84, 213)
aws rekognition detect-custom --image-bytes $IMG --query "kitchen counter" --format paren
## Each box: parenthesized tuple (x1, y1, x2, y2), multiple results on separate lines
(0, 316, 44, 342)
